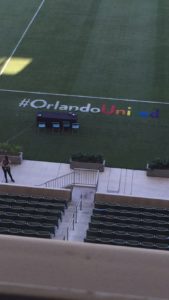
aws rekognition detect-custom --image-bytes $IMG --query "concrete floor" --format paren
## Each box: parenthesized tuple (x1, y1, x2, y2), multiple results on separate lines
(3, 160, 169, 201)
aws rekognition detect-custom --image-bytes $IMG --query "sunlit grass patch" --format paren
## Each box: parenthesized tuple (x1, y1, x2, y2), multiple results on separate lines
(1, 57, 32, 75)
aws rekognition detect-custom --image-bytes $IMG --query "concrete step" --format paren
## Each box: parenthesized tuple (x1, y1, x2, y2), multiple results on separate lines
(55, 186, 95, 241)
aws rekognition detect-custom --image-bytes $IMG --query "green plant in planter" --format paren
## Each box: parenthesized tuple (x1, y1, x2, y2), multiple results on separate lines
(0, 143, 22, 155)
(148, 158, 169, 170)
(71, 153, 104, 163)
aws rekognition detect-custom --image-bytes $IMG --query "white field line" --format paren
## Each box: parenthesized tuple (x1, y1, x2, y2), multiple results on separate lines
(6, 123, 33, 143)
(0, 0, 45, 76)
(0, 87, 169, 105)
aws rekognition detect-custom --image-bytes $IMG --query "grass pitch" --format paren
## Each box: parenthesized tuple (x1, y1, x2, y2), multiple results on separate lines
(0, 0, 169, 169)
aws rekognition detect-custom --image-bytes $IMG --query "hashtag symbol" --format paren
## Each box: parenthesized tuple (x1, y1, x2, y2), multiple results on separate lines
(19, 98, 30, 107)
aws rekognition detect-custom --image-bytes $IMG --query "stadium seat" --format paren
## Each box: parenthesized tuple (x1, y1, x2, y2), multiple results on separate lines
(138, 233, 155, 243)
(36, 231, 52, 239)
(8, 228, 23, 236)
(45, 216, 59, 227)
(110, 238, 127, 246)
(21, 229, 39, 238)
(0, 204, 12, 211)
(154, 243, 169, 251)
(111, 230, 129, 240)
(0, 227, 10, 235)
(154, 234, 169, 244)
(39, 223, 56, 234)
(38, 122, 46, 129)
(18, 213, 36, 222)
(87, 228, 100, 238)
(0, 199, 13, 205)
(52, 122, 60, 132)
(62, 120, 71, 131)
(11, 206, 25, 213)
(13, 199, 28, 206)
(1, 219, 12, 228)
(126, 240, 141, 248)
(14, 220, 28, 229)
(20, 207, 34, 214)
(43, 198, 67, 207)
(139, 241, 156, 250)
(84, 236, 99, 244)
(71, 122, 80, 133)
(26, 222, 55, 234)
(3, 212, 18, 220)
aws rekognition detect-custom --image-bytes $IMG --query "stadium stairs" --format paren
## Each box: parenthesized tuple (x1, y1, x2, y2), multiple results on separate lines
(54, 186, 95, 241)
(1, 160, 169, 248)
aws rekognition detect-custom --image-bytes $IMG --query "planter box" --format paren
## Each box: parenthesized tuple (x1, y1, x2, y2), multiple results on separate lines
(0, 152, 23, 164)
(146, 167, 169, 178)
(70, 159, 105, 172)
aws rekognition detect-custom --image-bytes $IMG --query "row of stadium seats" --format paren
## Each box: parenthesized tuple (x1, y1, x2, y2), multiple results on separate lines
(0, 219, 55, 234)
(0, 227, 52, 239)
(91, 214, 169, 228)
(0, 212, 60, 226)
(95, 201, 169, 215)
(0, 204, 63, 218)
(0, 198, 66, 211)
(93, 207, 169, 221)
(38, 121, 80, 132)
(84, 236, 169, 251)
(0, 194, 68, 207)
(87, 228, 169, 244)
(89, 220, 169, 235)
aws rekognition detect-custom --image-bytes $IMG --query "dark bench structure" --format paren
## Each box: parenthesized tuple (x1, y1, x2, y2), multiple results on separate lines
(84, 200, 169, 251)
(0, 194, 67, 239)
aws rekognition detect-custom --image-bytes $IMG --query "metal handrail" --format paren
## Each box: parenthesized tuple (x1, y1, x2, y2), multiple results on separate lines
(38, 168, 99, 189)
(59, 197, 83, 241)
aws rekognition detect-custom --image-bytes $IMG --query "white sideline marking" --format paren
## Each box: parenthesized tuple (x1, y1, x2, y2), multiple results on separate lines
(0, 87, 169, 105)
(0, 0, 45, 76)
(6, 123, 33, 143)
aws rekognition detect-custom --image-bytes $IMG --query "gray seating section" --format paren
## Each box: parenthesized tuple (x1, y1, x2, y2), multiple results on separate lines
(84, 201, 169, 251)
(0, 195, 68, 239)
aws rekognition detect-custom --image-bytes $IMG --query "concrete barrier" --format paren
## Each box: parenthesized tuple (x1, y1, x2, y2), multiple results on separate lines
(0, 183, 71, 202)
(95, 192, 169, 209)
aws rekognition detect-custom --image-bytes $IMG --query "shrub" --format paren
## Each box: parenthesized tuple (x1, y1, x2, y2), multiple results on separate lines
(148, 158, 169, 170)
(71, 153, 104, 163)
(0, 143, 22, 155)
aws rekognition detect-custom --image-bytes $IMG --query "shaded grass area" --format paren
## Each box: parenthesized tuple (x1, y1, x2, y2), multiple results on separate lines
(0, 0, 169, 169)
(1, 0, 169, 100)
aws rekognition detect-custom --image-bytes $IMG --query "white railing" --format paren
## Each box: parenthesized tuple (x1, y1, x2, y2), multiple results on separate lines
(38, 168, 99, 189)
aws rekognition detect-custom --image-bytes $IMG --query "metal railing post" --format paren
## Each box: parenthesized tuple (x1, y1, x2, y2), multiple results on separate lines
(72, 214, 75, 230)
(80, 199, 82, 210)
(75, 206, 78, 223)
(66, 227, 69, 240)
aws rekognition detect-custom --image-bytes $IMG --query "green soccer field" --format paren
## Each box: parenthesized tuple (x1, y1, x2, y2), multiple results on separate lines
(0, 0, 169, 169)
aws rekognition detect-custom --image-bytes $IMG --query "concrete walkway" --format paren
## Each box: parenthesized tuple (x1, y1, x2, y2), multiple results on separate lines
(98, 167, 169, 200)
(1, 160, 169, 201)
(0, 160, 70, 186)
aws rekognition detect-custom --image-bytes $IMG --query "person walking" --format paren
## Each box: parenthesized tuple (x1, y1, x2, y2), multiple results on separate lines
(1, 155, 15, 183)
